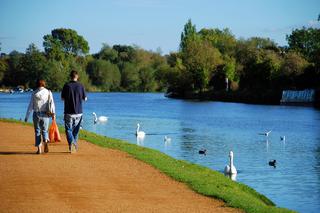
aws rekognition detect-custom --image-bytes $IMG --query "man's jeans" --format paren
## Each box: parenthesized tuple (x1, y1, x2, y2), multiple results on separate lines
(64, 114, 82, 146)
(33, 112, 49, 146)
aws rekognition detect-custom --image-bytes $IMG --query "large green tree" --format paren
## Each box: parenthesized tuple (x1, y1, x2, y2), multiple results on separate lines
(286, 27, 320, 64)
(43, 28, 89, 59)
(182, 39, 222, 93)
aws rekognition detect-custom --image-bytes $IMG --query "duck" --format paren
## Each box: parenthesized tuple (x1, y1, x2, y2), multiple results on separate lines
(136, 123, 146, 138)
(269, 160, 276, 167)
(280, 136, 286, 141)
(224, 151, 237, 175)
(198, 149, 207, 155)
(92, 112, 108, 124)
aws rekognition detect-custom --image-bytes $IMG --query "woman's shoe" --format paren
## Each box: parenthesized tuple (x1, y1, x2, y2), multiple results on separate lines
(36, 144, 42, 154)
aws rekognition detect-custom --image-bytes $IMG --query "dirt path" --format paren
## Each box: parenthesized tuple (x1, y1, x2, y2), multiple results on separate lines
(0, 122, 240, 213)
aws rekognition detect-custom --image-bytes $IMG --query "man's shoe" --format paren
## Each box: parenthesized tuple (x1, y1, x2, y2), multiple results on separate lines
(44, 141, 49, 153)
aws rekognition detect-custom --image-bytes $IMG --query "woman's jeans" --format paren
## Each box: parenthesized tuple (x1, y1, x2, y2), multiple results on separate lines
(64, 114, 82, 147)
(32, 112, 49, 146)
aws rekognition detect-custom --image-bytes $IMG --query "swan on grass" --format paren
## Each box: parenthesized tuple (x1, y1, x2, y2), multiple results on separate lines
(136, 123, 146, 138)
(224, 151, 237, 175)
(92, 112, 108, 124)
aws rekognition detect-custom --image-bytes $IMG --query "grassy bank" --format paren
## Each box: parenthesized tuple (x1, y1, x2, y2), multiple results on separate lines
(0, 118, 294, 213)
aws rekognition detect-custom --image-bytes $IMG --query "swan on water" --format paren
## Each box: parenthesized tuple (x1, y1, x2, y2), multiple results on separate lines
(92, 112, 108, 124)
(224, 151, 237, 175)
(164, 136, 171, 143)
(259, 130, 272, 137)
(136, 123, 146, 138)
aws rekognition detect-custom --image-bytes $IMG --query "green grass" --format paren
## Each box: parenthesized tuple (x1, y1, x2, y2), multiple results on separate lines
(1, 118, 294, 213)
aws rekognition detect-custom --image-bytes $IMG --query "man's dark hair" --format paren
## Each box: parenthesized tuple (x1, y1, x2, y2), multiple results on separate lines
(70, 70, 78, 79)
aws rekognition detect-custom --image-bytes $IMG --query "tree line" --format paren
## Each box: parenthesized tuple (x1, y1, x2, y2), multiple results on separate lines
(0, 28, 168, 92)
(166, 19, 320, 103)
(0, 20, 319, 104)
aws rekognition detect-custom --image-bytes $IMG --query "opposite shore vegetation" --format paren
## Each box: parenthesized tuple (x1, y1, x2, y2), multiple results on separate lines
(0, 118, 294, 213)
(0, 19, 319, 104)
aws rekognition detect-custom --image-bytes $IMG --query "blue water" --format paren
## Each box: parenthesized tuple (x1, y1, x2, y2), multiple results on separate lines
(1, 92, 320, 212)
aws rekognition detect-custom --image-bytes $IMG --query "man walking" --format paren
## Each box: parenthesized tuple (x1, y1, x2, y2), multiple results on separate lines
(61, 70, 87, 153)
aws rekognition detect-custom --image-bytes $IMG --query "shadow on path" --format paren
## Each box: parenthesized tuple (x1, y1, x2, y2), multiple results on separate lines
(0, 151, 69, 155)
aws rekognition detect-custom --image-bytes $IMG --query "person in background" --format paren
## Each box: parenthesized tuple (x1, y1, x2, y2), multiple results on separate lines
(25, 79, 55, 154)
(61, 70, 87, 153)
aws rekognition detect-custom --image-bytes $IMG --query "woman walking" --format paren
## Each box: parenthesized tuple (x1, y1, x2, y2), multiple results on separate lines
(25, 79, 55, 154)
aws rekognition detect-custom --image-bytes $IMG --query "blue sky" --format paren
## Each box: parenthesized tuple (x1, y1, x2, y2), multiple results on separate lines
(0, 0, 319, 54)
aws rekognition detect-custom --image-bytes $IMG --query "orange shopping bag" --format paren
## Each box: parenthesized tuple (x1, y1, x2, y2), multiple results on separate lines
(49, 118, 61, 142)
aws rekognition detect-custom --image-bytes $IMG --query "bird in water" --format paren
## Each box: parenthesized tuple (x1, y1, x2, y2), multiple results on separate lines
(259, 130, 272, 137)
(92, 112, 108, 124)
(164, 136, 171, 143)
(280, 136, 286, 141)
(198, 149, 207, 155)
(224, 151, 237, 175)
(135, 123, 146, 138)
(269, 160, 276, 167)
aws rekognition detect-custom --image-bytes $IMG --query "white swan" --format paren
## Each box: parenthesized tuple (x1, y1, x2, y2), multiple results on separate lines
(259, 130, 272, 137)
(164, 136, 171, 143)
(224, 151, 237, 175)
(136, 123, 146, 138)
(92, 112, 108, 124)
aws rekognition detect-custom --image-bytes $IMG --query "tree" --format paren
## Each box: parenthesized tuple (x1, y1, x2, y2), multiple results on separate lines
(0, 58, 8, 84)
(139, 67, 156, 92)
(20, 43, 48, 88)
(86, 59, 121, 91)
(279, 51, 309, 89)
(199, 28, 237, 56)
(2, 51, 26, 87)
(98, 43, 118, 63)
(286, 27, 320, 63)
(120, 62, 140, 91)
(43, 28, 89, 59)
(182, 39, 222, 93)
(46, 60, 68, 90)
(180, 19, 199, 51)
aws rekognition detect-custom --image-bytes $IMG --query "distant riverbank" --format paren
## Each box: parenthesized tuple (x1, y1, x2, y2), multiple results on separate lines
(167, 89, 320, 107)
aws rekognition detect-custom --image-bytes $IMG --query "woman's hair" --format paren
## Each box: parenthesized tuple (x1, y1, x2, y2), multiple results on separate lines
(37, 79, 46, 87)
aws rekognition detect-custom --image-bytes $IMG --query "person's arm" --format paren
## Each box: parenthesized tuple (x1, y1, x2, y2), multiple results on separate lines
(50, 91, 56, 118)
(82, 85, 87, 101)
(61, 84, 66, 101)
(25, 93, 34, 122)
